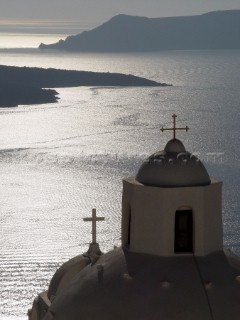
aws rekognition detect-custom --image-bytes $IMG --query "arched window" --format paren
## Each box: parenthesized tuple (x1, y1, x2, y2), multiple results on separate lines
(174, 209, 193, 253)
(122, 201, 132, 248)
(127, 207, 132, 247)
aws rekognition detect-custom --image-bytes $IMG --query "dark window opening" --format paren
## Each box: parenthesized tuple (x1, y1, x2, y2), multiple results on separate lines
(127, 210, 131, 247)
(174, 210, 193, 253)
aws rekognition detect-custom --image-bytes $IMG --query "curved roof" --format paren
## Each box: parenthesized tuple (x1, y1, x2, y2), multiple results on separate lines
(136, 139, 211, 187)
(44, 248, 240, 320)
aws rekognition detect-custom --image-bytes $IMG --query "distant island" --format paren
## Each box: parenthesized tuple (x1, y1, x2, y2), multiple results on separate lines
(0, 65, 170, 107)
(39, 10, 240, 52)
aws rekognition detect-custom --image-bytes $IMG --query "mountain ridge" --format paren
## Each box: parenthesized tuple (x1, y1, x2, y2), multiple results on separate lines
(39, 10, 240, 52)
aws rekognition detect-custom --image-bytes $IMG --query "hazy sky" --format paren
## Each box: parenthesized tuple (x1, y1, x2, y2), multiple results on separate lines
(1, 0, 240, 26)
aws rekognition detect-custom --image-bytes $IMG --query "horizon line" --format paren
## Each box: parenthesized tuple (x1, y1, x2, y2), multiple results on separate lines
(1, 9, 240, 29)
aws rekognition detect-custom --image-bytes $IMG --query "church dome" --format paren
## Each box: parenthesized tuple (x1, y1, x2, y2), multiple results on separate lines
(136, 139, 211, 187)
(164, 138, 186, 153)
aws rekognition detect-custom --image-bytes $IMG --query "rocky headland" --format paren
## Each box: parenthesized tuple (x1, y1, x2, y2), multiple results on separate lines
(0, 65, 170, 107)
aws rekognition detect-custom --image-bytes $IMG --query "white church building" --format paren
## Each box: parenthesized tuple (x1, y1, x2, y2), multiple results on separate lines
(29, 115, 240, 320)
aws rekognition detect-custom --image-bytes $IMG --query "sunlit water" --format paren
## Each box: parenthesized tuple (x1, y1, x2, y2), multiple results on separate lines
(0, 33, 240, 319)
(0, 33, 68, 49)
(0, 23, 91, 49)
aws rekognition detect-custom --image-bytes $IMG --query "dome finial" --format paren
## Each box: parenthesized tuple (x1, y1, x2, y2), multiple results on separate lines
(161, 114, 189, 139)
(83, 208, 105, 244)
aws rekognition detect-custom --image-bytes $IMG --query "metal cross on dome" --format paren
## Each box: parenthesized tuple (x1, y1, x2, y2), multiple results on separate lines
(83, 208, 105, 244)
(160, 114, 189, 139)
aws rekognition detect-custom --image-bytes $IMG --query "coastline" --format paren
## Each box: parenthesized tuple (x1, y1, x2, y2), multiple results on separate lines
(0, 65, 170, 107)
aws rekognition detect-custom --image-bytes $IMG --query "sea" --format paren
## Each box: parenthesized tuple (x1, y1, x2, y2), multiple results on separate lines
(0, 29, 240, 319)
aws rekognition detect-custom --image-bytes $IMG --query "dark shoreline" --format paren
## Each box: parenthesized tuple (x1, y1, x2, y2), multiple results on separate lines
(0, 65, 171, 108)
(0, 83, 58, 108)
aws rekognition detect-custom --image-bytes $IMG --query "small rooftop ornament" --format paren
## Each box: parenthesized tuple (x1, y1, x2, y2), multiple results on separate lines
(83, 208, 105, 244)
(82, 208, 105, 258)
(161, 114, 189, 139)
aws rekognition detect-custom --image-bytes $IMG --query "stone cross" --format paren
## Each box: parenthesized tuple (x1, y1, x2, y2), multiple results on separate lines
(83, 208, 105, 244)
(161, 114, 189, 139)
